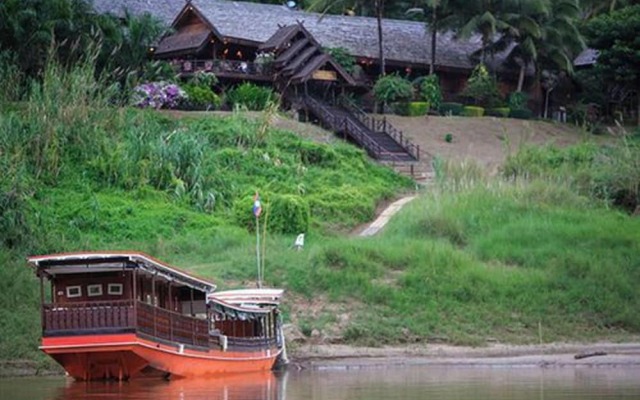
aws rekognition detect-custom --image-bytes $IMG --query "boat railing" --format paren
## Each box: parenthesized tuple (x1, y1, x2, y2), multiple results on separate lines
(136, 301, 209, 348)
(42, 299, 135, 334)
(226, 336, 278, 351)
(41, 300, 276, 351)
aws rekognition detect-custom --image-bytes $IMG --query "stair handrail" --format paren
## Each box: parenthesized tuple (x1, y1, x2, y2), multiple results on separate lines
(339, 100, 420, 161)
(302, 95, 389, 160)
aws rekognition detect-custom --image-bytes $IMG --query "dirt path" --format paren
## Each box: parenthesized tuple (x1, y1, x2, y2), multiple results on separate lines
(357, 195, 417, 237)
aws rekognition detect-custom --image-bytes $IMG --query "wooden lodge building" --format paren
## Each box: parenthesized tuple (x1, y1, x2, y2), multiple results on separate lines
(92, 0, 519, 100)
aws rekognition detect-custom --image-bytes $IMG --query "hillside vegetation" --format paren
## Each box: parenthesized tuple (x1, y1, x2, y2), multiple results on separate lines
(1, 58, 640, 369)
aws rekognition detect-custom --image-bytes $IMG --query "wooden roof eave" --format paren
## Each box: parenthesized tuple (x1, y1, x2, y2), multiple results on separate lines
(27, 252, 217, 294)
(155, 32, 213, 58)
(259, 24, 301, 52)
(291, 54, 356, 86)
(172, 2, 223, 42)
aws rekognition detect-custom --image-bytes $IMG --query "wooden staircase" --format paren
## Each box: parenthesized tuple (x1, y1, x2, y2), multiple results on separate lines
(295, 95, 434, 182)
(299, 95, 420, 161)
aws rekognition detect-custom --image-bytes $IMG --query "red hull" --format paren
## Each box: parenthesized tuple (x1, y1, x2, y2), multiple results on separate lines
(41, 334, 281, 380)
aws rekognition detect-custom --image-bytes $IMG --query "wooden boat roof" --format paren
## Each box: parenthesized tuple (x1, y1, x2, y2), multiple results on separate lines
(27, 251, 217, 293)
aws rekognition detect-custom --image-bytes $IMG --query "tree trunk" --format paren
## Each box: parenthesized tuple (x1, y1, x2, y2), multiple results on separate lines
(376, 0, 385, 76)
(429, 7, 437, 75)
(517, 62, 526, 92)
(637, 90, 640, 127)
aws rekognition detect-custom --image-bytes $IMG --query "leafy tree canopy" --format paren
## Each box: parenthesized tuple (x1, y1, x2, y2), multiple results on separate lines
(585, 5, 640, 87)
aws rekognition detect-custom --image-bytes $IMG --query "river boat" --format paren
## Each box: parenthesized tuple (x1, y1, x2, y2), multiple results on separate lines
(27, 252, 286, 381)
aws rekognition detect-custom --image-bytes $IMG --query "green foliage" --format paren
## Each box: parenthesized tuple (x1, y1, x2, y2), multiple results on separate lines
(418, 75, 442, 111)
(585, 5, 640, 88)
(462, 64, 502, 108)
(373, 74, 413, 105)
(408, 102, 430, 116)
(325, 47, 356, 74)
(182, 84, 221, 110)
(486, 107, 510, 118)
(507, 92, 529, 110)
(509, 108, 534, 120)
(462, 106, 485, 117)
(233, 193, 310, 234)
(439, 102, 464, 116)
(393, 102, 429, 116)
(444, 133, 453, 143)
(226, 83, 278, 111)
(0, 51, 23, 103)
(190, 71, 218, 88)
(503, 141, 640, 212)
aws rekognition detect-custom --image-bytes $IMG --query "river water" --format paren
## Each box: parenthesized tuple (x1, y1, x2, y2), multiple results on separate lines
(1, 366, 640, 399)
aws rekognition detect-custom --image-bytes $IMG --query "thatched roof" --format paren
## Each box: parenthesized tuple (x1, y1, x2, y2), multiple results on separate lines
(155, 23, 212, 56)
(92, 0, 492, 71)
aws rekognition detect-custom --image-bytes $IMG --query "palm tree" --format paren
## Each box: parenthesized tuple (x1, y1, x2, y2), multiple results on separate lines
(308, 0, 386, 75)
(450, 0, 513, 64)
(406, 0, 454, 75)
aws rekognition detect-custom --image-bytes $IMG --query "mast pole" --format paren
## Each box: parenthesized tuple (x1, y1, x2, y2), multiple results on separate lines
(256, 215, 262, 288)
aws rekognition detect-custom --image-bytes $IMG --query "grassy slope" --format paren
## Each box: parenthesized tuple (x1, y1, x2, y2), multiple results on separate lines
(1, 62, 639, 368)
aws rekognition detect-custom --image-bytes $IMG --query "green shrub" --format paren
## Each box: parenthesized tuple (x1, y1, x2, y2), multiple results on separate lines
(182, 84, 221, 109)
(326, 47, 356, 74)
(392, 102, 410, 116)
(440, 102, 464, 116)
(444, 133, 453, 143)
(486, 107, 510, 118)
(408, 102, 429, 116)
(507, 92, 528, 110)
(373, 74, 413, 105)
(510, 108, 534, 120)
(462, 64, 502, 108)
(392, 102, 428, 116)
(226, 83, 277, 111)
(268, 194, 310, 234)
(418, 75, 442, 111)
(232, 193, 309, 234)
(462, 106, 485, 117)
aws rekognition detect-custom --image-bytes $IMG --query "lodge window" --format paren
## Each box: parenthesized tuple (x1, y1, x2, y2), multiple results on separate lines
(87, 284, 103, 297)
(108, 283, 123, 296)
(66, 286, 81, 298)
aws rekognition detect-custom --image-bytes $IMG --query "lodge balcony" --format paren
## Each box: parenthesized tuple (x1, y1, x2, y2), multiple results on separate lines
(41, 300, 277, 351)
(175, 59, 275, 82)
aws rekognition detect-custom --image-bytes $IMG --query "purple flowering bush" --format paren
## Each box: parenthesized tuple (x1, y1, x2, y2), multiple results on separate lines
(131, 81, 187, 109)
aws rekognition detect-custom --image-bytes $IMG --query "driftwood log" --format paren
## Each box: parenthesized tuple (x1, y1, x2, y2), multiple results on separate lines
(574, 351, 608, 360)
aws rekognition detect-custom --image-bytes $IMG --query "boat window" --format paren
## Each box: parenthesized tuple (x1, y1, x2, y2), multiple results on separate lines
(87, 284, 103, 297)
(66, 285, 82, 298)
(108, 283, 123, 296)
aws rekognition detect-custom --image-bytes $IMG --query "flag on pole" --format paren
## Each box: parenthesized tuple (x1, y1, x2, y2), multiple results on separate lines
(253, 192, 262, 218)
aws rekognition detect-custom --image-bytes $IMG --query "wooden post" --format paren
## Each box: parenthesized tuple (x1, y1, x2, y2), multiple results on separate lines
(416, 145, 420, 161)
(39, 273, 45, 333)
(190, 288, 195, 317)
(132, 269, 137, 329)
(152, 274, 157, 337)
(168, 282, 173, 341)
(383, 116, 386, 133)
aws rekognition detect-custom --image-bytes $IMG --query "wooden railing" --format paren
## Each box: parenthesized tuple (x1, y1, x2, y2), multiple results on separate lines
(226, 336, 278, 352)
(176, 59, 274, 79)
(302, 96, 407, 161)
(42, 300, 135, 333)
(42, 300, 208, 348)
(341, 101, 420, 161)
(136, 301, 209, 348)
(41, 300, 283, 352)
